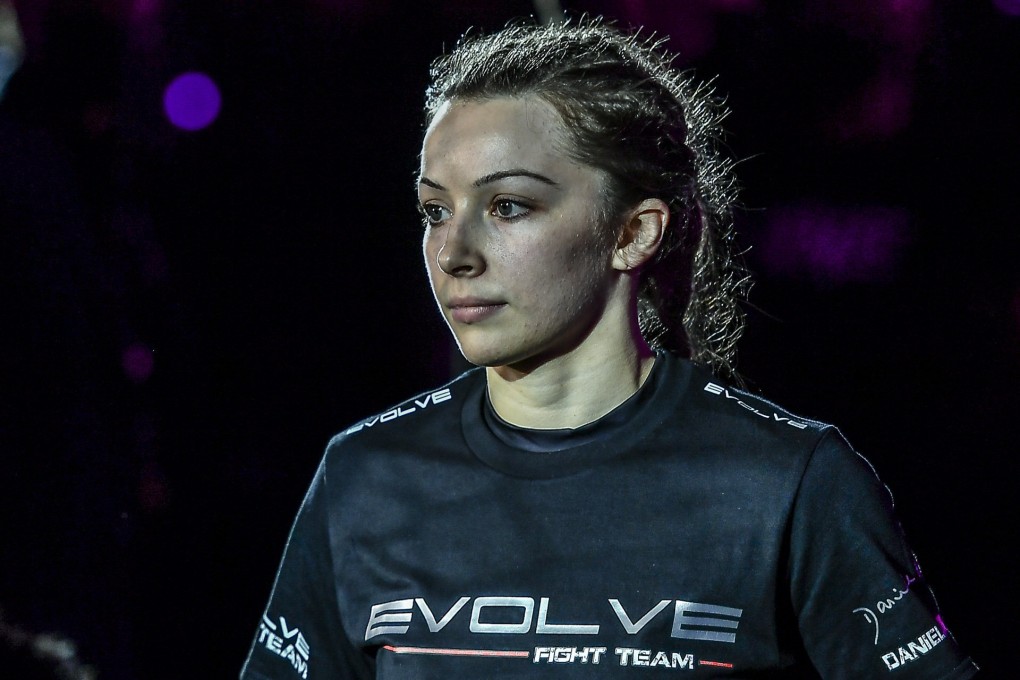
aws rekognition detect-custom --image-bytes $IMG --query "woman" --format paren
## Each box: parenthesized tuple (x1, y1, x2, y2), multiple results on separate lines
(241, 19, 977, 679)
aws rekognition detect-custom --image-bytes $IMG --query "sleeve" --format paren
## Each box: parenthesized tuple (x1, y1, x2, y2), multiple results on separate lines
(788, 430, 979, 680)
(240, 458, 371, 680)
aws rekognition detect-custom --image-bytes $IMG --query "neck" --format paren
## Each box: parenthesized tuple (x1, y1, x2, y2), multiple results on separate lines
(485, 341, 656, 430)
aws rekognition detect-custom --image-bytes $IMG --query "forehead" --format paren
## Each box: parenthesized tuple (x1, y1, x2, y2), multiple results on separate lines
(420, 96, 575, 178)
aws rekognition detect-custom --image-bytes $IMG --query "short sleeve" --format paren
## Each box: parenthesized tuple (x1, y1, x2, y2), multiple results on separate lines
(240, 459, 370, 680)
(788, 430, 978, 679)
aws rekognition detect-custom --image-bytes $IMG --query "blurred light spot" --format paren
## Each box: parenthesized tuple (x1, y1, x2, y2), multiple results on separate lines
(711, 0, 761, 10)
(832, 75, 914, 141)
(122, 342, 155, 383)
(132, 0, 161, 20)
(863, 77, 913, 135)
(129, 0, 163, 50)
(138, 460, 170, 511)
(887, 0, 930, 24)
(760, 204, 912, 284)
(993, 0, 1020, 17)
(163, 71, 221, 131)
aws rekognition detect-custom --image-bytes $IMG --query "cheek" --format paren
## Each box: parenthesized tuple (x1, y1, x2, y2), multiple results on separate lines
(510, 237, 606, 307)
(505, 226, 581, 268)
(550, 228, 612, 276)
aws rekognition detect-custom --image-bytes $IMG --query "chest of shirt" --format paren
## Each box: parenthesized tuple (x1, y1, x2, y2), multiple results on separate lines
(326, 445, 798, 676)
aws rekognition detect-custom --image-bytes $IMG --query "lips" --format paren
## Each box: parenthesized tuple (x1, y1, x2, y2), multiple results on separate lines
(447, 297, 507, 324)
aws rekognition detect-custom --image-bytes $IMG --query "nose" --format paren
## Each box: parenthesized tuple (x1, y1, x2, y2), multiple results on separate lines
(436, 214, 485, 278)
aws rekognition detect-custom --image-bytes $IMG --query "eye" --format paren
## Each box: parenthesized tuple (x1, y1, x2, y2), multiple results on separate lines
(491, 199, 531, 221)
(419, 202, 451, 225)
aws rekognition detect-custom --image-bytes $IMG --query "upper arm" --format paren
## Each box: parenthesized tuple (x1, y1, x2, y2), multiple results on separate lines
(240, 458, 371, 680)
(788, 431, 977, 679)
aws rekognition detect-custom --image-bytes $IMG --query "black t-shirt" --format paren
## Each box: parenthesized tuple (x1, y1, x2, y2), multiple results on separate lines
(240, 353, 977, 679)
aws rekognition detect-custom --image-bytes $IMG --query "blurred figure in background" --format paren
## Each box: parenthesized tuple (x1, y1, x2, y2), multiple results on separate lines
(0, 609, 97, 680)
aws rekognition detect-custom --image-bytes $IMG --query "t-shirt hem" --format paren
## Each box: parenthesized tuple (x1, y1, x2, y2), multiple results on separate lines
(239, 670, 272, 680)
(938, 657, 980, 680)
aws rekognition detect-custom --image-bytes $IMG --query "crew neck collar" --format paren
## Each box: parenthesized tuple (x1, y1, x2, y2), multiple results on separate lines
(461, 351, 691, 479)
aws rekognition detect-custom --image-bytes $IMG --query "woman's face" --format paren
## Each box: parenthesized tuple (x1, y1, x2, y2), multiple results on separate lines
(419, 96, 622, 369)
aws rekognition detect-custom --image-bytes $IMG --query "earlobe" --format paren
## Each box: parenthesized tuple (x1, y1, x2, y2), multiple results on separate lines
(612, 198, 669, 271)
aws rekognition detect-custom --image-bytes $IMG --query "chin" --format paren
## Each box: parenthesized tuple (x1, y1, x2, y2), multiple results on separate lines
(452, 332, 527, 368)
(455, 342, 512, 368)
(455, 336, 575, 374)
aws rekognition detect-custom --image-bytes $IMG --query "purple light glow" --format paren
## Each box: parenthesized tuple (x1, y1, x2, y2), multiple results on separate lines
(132, 0, 161, 20)
(759, 205, 912, 285)
(993, 0, 1020, 17)
(122, 342, 155, 383)
(710, 0, 760, 10)
(163, 72, 221, 131)
(669, 12, 717, 61)
(617, 1, 719, 61)
(831, 75, 913, 142)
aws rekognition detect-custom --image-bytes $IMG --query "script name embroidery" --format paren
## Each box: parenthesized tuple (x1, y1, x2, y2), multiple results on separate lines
(852, 574, 916, 645)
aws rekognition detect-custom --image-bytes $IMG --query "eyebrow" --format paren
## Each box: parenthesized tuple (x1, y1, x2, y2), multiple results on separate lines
(418, 169, 559, 192)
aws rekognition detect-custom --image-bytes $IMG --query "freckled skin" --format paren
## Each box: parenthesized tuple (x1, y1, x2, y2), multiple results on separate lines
(419, 96, 624, 372)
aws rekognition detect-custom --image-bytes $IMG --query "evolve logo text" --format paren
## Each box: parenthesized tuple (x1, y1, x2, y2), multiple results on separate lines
(704, 383, 808, 429)
(258, 614, 310, 679)
(345, 388, 452, 433)
(366, 596, 742, 644)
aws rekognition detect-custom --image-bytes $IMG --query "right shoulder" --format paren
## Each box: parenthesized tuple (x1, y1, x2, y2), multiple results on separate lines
(324, 366, 484, 453)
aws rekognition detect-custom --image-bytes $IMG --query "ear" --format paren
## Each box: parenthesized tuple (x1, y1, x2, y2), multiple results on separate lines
(612, 198, 669, 272)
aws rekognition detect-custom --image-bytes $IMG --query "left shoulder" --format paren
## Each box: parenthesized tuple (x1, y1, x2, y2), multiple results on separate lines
(699, 373, 827, 432)
(680, 359, 831, 445)
(681, 362, 889, 505)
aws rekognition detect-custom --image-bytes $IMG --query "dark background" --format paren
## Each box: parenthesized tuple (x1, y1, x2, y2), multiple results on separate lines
(1, 0, 1015, 677)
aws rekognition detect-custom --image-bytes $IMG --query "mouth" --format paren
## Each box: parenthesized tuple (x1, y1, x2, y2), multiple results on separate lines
(447, 297, 507, 324)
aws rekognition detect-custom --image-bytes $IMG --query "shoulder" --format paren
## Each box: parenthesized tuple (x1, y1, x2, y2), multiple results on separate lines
(313, 367, 485, 512)
(651, 356, 864, 502)
(677, 358, 832, 449)
(683, 364, 893, 512)
(324, 366, 484, 453)
(691, 365, 826, 432)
